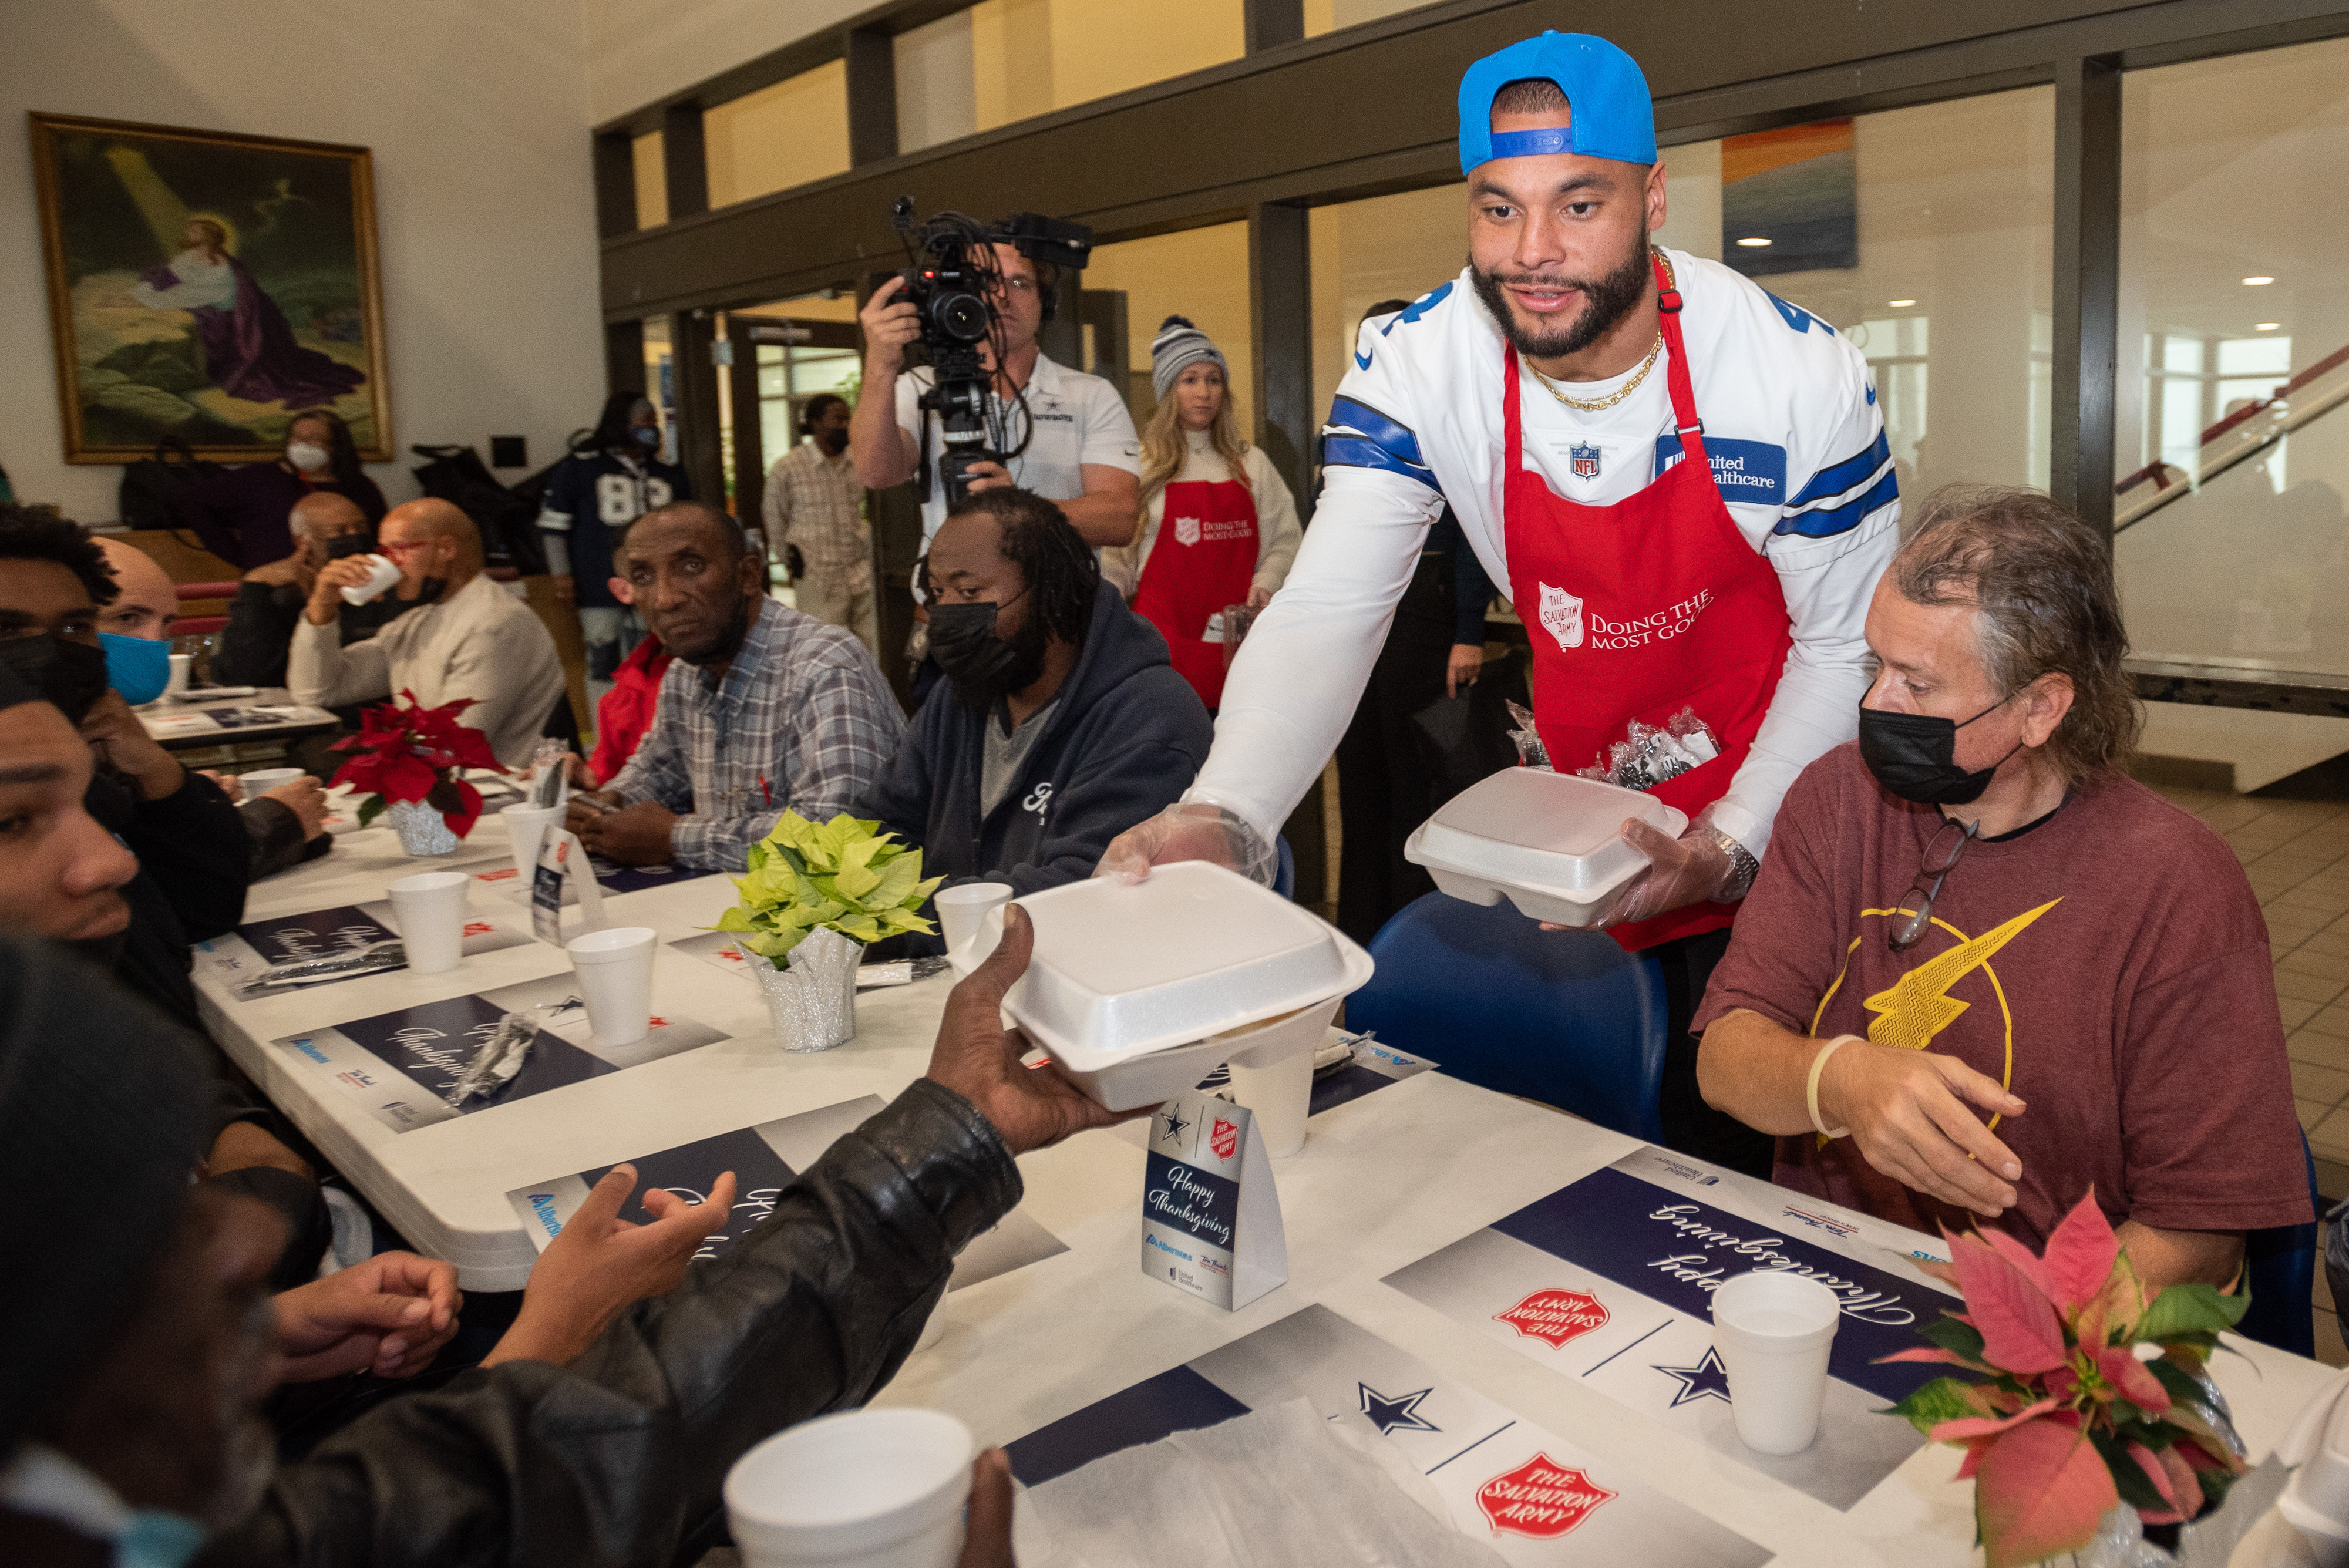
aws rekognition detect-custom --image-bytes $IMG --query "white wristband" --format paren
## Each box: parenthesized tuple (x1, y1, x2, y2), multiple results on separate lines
(1806, 1035, 1860, 1139)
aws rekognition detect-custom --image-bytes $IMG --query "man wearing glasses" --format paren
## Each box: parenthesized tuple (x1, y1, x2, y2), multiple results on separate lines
(294, 498, 566, 767)
(853, 246, 1140, 558)
(1692, 486, 2307, 1286)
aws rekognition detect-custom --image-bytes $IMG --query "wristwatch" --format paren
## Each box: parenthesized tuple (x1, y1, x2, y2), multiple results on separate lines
(1707, 826, 1761, 903)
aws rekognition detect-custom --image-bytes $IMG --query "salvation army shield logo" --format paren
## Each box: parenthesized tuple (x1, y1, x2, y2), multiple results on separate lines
(1174, 514, 1203, 547)
(1210, 1117, 1239, 1160)
(1494, 1288, 1610, 1349)
(1476, 1454, 1618, 1539)
(1537, 583, 1584, 651)
(1569, 441, 1601, 480)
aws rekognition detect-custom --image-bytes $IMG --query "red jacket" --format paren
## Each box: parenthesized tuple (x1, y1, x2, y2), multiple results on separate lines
(591, 637, 675, 784)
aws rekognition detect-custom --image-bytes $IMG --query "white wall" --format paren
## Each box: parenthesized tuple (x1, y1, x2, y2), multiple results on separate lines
(7, 0, 604, 526)
(587, 0, 867, 124)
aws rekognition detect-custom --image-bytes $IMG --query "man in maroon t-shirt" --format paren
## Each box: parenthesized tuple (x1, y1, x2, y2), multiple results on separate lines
(1694, 486, 2307, 1286)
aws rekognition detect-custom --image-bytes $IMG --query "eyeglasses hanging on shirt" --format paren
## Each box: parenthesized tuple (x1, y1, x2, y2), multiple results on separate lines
(1889, 815, 1980, 951)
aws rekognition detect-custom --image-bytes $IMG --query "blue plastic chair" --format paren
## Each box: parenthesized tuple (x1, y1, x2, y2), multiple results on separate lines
(2235, 1132, 2319, 1358)
(1273, 835, 1295, 901)
(1347, 891, 1668, 1141)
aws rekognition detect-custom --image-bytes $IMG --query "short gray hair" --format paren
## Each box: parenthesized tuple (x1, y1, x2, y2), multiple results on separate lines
(1891, 484, 2140, 781)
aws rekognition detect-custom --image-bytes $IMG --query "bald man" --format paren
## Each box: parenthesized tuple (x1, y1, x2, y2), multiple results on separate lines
(294, 498, 567, 766)
(92, 537, 331, 880)
(216, 491, 416, 688)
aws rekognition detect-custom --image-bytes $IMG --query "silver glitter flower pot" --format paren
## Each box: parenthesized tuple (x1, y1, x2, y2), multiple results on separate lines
(386, 797, 459, 856)
(744, 926, 859, 1052)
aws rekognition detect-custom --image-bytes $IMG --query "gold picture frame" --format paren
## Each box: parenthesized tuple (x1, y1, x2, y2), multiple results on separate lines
(29, 112, 393, 465)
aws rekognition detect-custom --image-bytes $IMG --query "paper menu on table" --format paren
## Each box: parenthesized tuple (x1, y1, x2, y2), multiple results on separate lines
(506, 1095, 1068, 1286)
(1004, 1303, 1765, 1565)
(1382, 1145, 1955, 1510)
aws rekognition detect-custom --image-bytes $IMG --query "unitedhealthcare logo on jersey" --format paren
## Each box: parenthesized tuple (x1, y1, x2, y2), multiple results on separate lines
(1654, 436, 1788, 506)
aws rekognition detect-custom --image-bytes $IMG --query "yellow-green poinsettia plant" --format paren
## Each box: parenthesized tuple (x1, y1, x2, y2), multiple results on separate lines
(712, 811, 942, 966)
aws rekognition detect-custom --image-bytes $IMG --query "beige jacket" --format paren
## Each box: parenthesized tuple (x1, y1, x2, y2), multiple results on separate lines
(290, 573, 567, 767)
(1101, 431, 1303, 600)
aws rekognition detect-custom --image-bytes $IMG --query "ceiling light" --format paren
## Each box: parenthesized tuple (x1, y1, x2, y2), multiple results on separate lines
(2256, 322, 2280, 331)
(1889, 299, 1916, 307)
(1735, 237, 1771, 248)
(2243, 275, 2275, 286)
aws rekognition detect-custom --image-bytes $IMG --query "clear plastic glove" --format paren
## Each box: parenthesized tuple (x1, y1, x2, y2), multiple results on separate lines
(1594, 817, 1737, 928)
(1093, 802, 1278, 888)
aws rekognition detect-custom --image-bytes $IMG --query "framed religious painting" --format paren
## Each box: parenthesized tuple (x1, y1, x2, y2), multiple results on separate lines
(29, 113, 393, 464)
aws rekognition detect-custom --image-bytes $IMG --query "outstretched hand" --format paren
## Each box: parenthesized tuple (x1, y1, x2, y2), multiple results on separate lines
(273, 1251, 462, 1382)
(1092, 802, 1276, 888)
(926, 904, 1141, 1153)
(484, 1163, 739, 1367)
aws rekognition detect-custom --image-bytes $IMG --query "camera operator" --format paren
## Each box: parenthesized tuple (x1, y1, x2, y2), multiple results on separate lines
(852, 243, 1140, 556)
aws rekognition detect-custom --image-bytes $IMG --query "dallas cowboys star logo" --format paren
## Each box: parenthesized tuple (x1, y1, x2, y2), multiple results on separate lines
(1651, 1347, 1735, 1408)
(1154, 1106, 1190, 1145)
(1357, 1382, 1441, 1435)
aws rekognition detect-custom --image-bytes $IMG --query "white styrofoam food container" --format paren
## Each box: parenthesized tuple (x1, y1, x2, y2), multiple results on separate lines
(1001, 861, 1375, 1106)
(1404, 768, 1688, 928)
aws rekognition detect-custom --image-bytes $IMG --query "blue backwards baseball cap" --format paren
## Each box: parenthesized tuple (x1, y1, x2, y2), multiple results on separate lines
(1457, 31, 1657, 177)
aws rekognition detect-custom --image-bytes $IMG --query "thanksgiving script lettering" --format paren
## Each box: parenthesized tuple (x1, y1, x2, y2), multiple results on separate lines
(1640, 1203, 1918, 1327)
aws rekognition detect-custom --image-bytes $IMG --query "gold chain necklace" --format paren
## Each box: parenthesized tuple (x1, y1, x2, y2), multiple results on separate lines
(1526, 328, 1663, 413)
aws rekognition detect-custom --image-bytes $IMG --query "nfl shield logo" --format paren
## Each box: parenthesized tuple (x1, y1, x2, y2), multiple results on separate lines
(1174, 515, 1202, 546)
(1569, 441, 1602, 480)
(1537, 583, 1584, 651)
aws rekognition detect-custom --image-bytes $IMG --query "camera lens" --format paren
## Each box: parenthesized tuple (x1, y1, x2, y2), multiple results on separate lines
(937, 292, 990, 342)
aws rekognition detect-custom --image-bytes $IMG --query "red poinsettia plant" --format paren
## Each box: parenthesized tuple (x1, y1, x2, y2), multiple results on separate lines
(1883, 1190, 2250, 1567)
(328, 690, 506, 837)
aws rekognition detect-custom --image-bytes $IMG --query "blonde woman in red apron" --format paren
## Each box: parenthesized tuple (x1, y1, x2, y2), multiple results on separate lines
(1107, 317, 1303, 711)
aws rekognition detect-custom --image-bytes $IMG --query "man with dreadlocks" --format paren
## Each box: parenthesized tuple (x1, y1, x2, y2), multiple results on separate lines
(857, 488, 1211, 924)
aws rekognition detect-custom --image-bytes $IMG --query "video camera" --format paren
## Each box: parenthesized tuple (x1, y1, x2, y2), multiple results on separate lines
(890, 198, 1092, 506)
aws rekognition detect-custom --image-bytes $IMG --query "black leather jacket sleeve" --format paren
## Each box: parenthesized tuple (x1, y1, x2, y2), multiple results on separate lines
(211, 1078, 1023, 1568)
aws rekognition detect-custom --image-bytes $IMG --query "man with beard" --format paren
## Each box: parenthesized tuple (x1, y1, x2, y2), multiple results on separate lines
(1102, 32, 1898, 1176)
(765, 393, 879, 656)
(856, 489, 1210, 924)
(567, 502, 903, 872)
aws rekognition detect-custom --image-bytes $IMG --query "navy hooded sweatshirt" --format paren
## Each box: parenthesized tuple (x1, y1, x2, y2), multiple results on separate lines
(859, 580, 1212, 932)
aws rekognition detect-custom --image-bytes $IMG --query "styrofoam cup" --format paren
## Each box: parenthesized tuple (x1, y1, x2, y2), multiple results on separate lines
(725, 1408, 972, 1568)
(1711, 1271, 1842, 1455)
(1224, 1028, 1314, 1157)
(935, 883, 1012, 957)
(387, 870, 470, 974)
(341, 553, 402, 605)
(501, 803, 564, 886)
(166, 652, 193, 698)
(566, 926, 657, 1047)
(239, 767, 302, 795)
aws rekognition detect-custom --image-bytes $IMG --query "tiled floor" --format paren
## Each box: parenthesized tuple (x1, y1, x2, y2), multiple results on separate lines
(2146, 782, 2349, 1366)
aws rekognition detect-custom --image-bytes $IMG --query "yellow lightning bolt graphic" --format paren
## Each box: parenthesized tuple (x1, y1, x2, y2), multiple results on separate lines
(1862, 899, 2061, 1053)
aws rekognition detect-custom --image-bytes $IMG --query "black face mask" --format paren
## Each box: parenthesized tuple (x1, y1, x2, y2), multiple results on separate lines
(0, 635, 109, 726)
(324, 533, 375, 560)
(1856, 696, 2022, 806)
(820, 428, 850, 456)
(929, 594, 1045, 714)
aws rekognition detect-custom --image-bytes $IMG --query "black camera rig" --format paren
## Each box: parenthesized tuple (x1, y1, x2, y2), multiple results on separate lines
(890, 198, 1092, 506)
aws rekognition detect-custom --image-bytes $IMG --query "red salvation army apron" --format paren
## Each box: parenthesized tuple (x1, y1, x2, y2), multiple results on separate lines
(1503, 251, 1795, 952)
(1132, 477, 1260, 708)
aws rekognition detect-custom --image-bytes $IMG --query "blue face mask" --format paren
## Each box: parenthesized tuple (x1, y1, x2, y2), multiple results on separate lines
(99, 632, 171, 706)
(0, 1445, 209, 1568)
(632, 425, 661, 449)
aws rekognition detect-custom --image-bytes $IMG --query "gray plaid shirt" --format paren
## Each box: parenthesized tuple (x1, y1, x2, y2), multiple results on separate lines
(608, 598, 904, 870)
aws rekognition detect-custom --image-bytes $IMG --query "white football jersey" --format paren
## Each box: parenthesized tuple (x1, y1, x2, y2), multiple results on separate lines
(1192, 247, 1899, 860)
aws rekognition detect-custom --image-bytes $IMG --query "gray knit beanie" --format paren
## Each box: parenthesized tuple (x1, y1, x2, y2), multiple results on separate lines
(1150, 315, 1226, 402)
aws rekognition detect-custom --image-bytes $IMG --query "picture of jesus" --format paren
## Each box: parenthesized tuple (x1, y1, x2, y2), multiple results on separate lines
(32, 113, 392, 464)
